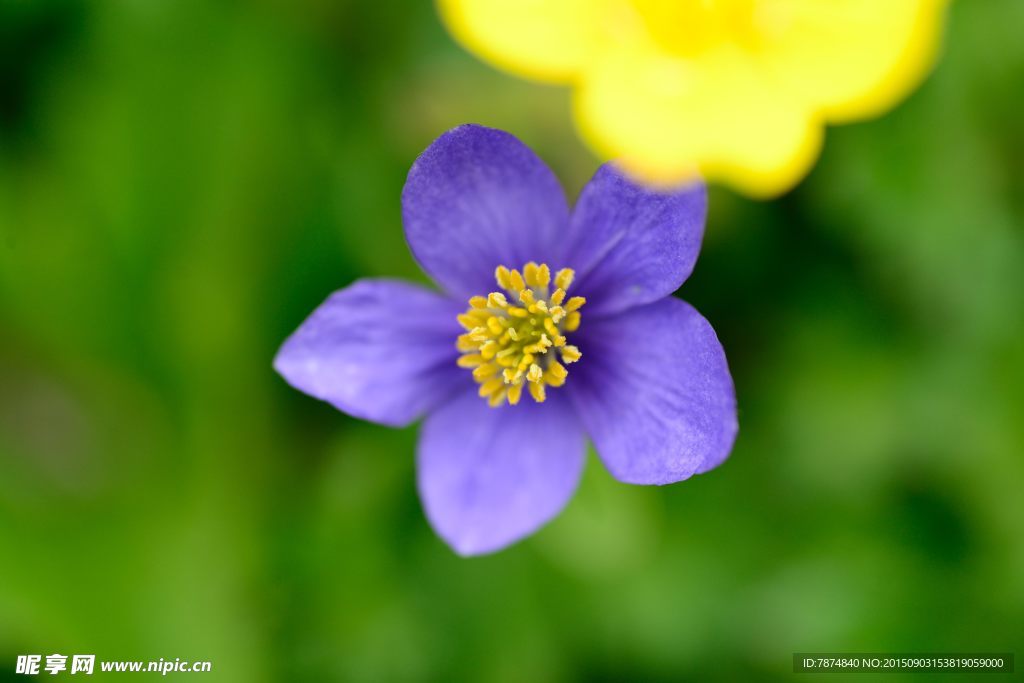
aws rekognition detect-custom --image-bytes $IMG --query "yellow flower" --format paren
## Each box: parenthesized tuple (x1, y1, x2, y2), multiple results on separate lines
(438, 0, 950, 196)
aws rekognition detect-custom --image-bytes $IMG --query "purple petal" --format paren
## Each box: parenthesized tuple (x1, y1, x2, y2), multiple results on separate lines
(402, 124, 571, 299)
(568, 297, 736, 485)
(274, 279, 463, 427)
(417, 389, 585, 556)
(565, 164, 707, 317)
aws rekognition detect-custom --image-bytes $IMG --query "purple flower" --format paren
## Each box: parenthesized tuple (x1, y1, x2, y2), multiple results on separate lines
(275, 125, 738, 556)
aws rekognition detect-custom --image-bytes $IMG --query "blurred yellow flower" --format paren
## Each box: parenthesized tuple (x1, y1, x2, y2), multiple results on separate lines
(438, 0, 950, 196)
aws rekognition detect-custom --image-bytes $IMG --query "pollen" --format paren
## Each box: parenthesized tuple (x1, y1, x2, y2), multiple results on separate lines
(457, 263, 585, 406)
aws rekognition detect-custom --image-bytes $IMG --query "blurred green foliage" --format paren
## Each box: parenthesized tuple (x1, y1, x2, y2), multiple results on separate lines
(1, 1, 1022, 681)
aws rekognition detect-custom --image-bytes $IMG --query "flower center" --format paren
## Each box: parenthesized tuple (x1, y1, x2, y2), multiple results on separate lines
(456, 263, 585, 407)
(625, 0, 761, 57)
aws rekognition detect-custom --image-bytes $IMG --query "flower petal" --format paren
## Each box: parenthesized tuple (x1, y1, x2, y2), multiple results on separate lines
(402, 124, 570, 299)
(436, 0, 596, 83)
(566, 163, 707, 318)
(417, 388, 585, 556)
(574, 45, 823, 197)
(569, 297, 737, 485)
(762, 0, 949, 123)
(274, 279, 463, 428)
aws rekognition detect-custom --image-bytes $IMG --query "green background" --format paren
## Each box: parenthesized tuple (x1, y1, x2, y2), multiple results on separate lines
(1, 1, 1022, 680)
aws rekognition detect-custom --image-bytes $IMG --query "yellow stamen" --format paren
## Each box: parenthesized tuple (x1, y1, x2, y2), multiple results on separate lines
(565, 296, 586, 313)
(536, 264, 551, 288)
(547, 360, 568, 379)
(495, 266, 512, 290)
(523, 262, 540, 287)
(527, 363, 543, 383)
(478, 376, 504, 397)
(561, 345, 582, 364)
(473, 363, 499, 381)
(554, 268, 574, 291)
(543, 370, 566, 388)
(455, 262, 586, 407)
(543, 318, 560, 338)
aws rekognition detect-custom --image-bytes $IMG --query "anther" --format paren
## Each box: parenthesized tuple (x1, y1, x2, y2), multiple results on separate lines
(554, 268, 574, 291)
(509, 269, 525, 291)
(561, 345, 582, 363)
(565, 297, 586, 313)
(495, 266, 512, 290)
(523, 262, 540, 287)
